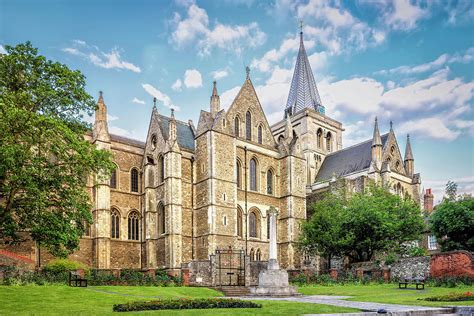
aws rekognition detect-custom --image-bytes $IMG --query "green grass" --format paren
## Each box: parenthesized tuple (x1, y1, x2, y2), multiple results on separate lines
(299, 283, 474, 307)
(0, 285, 357, 315)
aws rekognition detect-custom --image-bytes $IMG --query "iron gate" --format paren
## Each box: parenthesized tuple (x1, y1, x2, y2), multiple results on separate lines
(215, 248, 245, 286)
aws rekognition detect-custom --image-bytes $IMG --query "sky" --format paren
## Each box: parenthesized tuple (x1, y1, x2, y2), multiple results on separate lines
(1, 0, 473, 201)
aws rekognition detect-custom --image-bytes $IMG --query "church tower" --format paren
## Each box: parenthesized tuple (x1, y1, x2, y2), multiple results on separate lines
(92, 92, 111, 269)
(271, 28, 343, 186)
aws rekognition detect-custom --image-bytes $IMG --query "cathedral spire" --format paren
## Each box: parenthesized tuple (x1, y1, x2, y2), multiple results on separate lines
(284, 27, 324, 118)
(210, 80, 220, 117)
(404, 134, 414, 177)
(93, 91, 110, 142)
(372, 117, 382, 147)
(371, 117, 382, 167)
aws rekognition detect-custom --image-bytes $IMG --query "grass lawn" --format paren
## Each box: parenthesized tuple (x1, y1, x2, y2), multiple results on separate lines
(0, 285, 357, 315)
(299, 283, 474, 307)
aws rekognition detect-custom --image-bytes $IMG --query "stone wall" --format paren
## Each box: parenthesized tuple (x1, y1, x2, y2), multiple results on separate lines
(187, 260, 213, 286)
(430, 250, 474, 278)
(248, 261, 268, 286)
(390, 256, 430, 280)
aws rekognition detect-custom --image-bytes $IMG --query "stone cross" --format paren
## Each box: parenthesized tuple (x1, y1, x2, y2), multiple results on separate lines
(267, 206, 279, 270)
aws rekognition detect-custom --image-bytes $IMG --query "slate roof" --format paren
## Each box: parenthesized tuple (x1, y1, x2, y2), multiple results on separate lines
(157, 114, 195, 151)
(315, 133, 389, 183)
(110, 134, 146, 148)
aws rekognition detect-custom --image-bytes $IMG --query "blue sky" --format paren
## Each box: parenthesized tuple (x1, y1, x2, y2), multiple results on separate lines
(1, 0, 473, 200)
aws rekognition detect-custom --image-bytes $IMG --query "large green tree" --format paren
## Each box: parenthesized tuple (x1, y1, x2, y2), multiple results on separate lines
(300, 184, 425, 263)
(430, 182, 474, 252)
(0, 42, 114, 257)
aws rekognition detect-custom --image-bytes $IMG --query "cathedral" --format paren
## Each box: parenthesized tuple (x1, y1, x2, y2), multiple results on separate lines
(3, 30, 423, 273)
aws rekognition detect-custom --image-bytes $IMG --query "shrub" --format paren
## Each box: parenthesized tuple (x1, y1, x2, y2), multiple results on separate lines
(422, 291, 474, 302)
(384, 253, 398, 266)
(43, 259, 90, 276)
(428, 276, 474, 288)
(113, 298, 262, 312)
(409, 247, 428, 257)
(290, 272, 309, 285)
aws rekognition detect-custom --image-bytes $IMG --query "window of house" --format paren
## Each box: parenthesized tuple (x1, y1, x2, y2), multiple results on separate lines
(316, 128, 323, 148)
(158, 204, 165, 235)
(266, 170, 273, 195)
(249, 158, 257, 191)
(128, 211, 140, 240)
(131, 168, 139, 192)
(256, 249, 261, 261)
(267, 216, 270, 240)
(159, 156, 165, 183)
(111, 209, 120, 239)
(249, 211, 258, 238)
(237, 208, 243, 238)
(326, 132, 332, 152)
(428, 235, 437, 250)
(250, 248, 255, 261)
(234, 116, 240, 137)
(258, 125, 263, 144)
(236, 160, 242, 188)
(110, 169, 117, 189)
(246, 111, 252, 141)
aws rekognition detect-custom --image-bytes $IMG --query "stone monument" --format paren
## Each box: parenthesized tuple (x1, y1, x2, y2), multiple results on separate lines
(250, 206, 298, 296)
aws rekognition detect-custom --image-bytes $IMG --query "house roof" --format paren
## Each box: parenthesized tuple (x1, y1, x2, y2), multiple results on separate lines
(315, 133, 389, 183)
(157, 114, 195, 151)
(110, 134, 146, 148)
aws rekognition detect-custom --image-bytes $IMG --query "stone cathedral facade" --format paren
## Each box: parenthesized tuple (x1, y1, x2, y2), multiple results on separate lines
(1, 30, 423, 272)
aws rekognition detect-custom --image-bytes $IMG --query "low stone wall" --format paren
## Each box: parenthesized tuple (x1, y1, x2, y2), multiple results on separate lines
(390, 256, 430, 280)
(187, 260, 213, 286)
(248, 261, 267, 286)
(430, 250, 474, 278)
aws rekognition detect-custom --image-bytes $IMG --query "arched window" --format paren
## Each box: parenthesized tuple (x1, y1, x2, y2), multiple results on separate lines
(257, 125, 263, 144)
(158, 156, 165, 183)
(249, 158, 257, 191)
(111, 209, 120, 239)
(256, 249, 261, 261)
(316, 128, 323, 148)
(267, 216, 270, 240)
(131, 168, 139, 192)
(250, 248, 255, 261)
(395, 160, 400, 170)
(147, 168, 154, 187)
(128, 211, 140, 240)
(246, 111, 252, 141)
(326, 132, 332, 152)
(249, 210, 260, 238)
(110, 168, 117, 189)
(157, 203, 165, 235)
(278, 135, 284, 144)
(266, 169, 273, 195)
(234, 116, 240, 137)
(236, 160, 242, 188)
(237, 207, 243, 238)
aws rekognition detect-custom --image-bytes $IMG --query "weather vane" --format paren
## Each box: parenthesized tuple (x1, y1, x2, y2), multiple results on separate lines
(299, 20, 303, 33)
(153, 97, 157, 107)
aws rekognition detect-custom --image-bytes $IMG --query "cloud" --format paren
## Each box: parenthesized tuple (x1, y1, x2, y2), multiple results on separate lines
(132, 97, 146, 105)
(184, 69, 203, 88)
(398, 117, 461, 141)
(220, 86, 241, 109)
(62, 40, 141, 73)
(170, 3, 266, 55)
(211, 69, 229, 80)
(0, 45, 7, 54)
(142, 83, 180, 110)
(172, 79, 183, 91)
(424, 176, 474, 204)
(382, 0, 429, 31)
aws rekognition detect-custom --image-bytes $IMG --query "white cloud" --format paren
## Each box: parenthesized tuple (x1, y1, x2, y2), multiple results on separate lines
(172, 79, 183, 91)
(211, 69, 229, 80)
(382, 0, 429, 31)
(0, 45, 7, 55)
(220, 86, 241, 110)
(184, 69, 203, 88)
(142, 83, 180, 110)
(424, 176, 474, 203)
(170, 3, 266, 55)
(62, 41, 141, 73)
(398, 117, 460, 141)
(132, 97, 146, 105)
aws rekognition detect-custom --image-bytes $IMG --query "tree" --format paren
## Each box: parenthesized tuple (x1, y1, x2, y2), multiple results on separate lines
(430, 182, 474, 252)
(300, 183, 425, 263)
(0, 42, 114, 257)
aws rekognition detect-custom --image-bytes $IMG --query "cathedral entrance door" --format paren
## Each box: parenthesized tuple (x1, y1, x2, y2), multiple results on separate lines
(215, 248, 245, 286)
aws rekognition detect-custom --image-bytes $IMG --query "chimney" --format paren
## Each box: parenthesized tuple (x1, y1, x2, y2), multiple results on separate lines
(424, 188, 434, 213)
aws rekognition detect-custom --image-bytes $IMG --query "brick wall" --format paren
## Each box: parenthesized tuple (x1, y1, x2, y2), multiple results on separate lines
(430, 250, 474, 278)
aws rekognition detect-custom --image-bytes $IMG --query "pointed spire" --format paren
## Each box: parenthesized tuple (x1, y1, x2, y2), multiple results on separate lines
(169, 108, 177, 142)
(390, 120, 393, 132)
(404, 134, 413, 161)
(153, 97, 157, 109)
(93, 91, 110, 142)
(210, 80, 220, 116)
(246, 66, 250, 80)
(285, 27, 324, 118)
(372, 117, 382, 147)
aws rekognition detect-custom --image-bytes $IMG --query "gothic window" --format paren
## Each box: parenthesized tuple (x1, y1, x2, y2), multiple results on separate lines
(258, 125, 263, 144)
(246, 111, 252, 141)
(158, 155, 165, 183)
(131, 168, 139, 192)
(237, 207, 243, 238)
(151, 134, 157, 150)
(128, 211, 140, 241)
(256, 249, 261, 261)
(249, 158, 257, 191)
(250, 248, 255, 261)
(326, 132, 332, 152)
(249, 210, 260, 238)
(111, 209, 120, 239)
(157, 203, 165, 235)
(266, 169, 273, 195)
(234, 116, 240, 137)
(316, 128, 323, 148)
(391, 146, 395, 154)
(110, 168, 117, 189)
(267, 216, 270, 240)
(395, 160, 400, 170)
(236, 160, 242, 188)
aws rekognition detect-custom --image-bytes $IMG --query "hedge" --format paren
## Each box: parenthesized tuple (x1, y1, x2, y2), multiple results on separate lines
(422, 291, 474, 302)
(113, 298, 262, 312)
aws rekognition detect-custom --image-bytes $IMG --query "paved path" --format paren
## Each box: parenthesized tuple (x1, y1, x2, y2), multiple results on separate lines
(237, 295, 452, 315)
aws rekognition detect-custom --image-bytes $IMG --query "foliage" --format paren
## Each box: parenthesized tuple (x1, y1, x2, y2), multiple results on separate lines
(300, 184, 425, 262)
(43, 259, 90, 275)
(422, 291, 473, 302)
(428, 276, 474, 288)
(408, 246, 428, 257)
(430, 182, 474, 252)
(113, 298, 262, 312)
(0, 42, 115, 257)
(383, 252, 398, 266)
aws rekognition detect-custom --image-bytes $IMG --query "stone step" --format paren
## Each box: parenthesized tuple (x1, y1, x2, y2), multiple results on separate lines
(217, 286, 250, 297)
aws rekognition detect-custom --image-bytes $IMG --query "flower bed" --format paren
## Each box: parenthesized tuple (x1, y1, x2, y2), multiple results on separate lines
(422, 291, 473, 302)
(113, 298, 262, 312)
